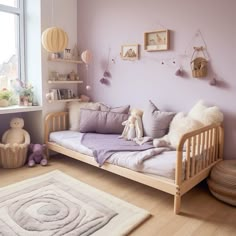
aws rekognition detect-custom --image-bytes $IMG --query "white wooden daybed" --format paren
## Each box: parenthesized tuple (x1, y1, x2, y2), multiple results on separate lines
(44, 111, 224, 214)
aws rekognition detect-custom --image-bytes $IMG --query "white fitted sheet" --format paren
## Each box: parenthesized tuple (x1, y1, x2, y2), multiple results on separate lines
(50, 131, 185, 180)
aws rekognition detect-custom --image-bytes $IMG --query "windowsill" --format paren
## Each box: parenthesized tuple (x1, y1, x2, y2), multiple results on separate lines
(0, 105, 43, 114)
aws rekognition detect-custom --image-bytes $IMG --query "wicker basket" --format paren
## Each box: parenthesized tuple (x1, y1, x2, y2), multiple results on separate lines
(0, 143, 28, 168)
(191, 57, 208, 78)
(190, 46, 208, 78)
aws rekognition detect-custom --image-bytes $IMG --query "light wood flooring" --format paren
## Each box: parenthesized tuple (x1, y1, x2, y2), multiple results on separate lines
(0, 155, 235, 236)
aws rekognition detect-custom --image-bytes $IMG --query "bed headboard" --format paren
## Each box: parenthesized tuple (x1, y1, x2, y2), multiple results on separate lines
(44, 112, 69, 143)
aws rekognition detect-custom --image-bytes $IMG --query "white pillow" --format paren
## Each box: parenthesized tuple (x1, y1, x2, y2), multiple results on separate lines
(188, 100, 224, 125)
(68, 102, 100, 131)
(158, 112, 204, 148)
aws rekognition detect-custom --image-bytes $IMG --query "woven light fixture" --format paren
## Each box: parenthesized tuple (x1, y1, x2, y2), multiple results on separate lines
(41, 0, 68, 53)
(42, 27, 68, 53)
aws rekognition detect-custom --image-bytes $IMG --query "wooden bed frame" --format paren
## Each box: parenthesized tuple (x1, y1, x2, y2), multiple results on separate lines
(44, 111, 224, 214)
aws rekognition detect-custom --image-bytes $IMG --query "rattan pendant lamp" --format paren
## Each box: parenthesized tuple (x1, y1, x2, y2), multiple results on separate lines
(41, 0, 68, 53)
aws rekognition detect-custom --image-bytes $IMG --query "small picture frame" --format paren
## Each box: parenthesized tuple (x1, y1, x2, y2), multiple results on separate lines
(63, 48, 72, 59)
(121, 44, 139, 60)
(144, 30, 169, 51)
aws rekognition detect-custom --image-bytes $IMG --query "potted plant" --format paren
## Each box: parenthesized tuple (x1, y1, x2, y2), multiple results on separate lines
(0, 88, 13, 107)
(19, 84, 34, 106)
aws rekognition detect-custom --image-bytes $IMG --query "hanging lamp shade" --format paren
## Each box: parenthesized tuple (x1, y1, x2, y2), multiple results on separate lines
(81, 50, 92, 64)
(42, 27, 68, 53)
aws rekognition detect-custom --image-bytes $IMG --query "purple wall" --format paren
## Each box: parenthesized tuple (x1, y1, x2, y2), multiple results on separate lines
(77, 0, 236, 159)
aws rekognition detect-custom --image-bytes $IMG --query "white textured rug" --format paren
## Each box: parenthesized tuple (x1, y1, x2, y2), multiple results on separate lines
(0, 170, 150, 236)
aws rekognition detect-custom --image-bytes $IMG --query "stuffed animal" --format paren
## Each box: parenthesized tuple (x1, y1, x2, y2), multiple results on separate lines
(121, 109, 144, 140)
(28, 144, 48, 167)
(1, 117, 30, 145)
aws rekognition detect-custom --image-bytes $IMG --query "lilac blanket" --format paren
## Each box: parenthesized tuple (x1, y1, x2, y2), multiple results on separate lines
(81, 133, 154, 166)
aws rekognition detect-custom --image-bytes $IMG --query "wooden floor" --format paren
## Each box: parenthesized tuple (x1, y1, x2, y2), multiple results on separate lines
(0, 155, 235, 236)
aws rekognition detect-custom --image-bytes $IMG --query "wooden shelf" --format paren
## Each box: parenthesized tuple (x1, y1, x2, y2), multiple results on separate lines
(48, 80, 83, 84)
(47, 98, 81, 103)
(48, 58, 83, 64)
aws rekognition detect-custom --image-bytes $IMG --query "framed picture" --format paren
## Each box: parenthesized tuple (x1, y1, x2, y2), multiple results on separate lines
(144, 30, 169, 51)
(121, 44, 139, 60)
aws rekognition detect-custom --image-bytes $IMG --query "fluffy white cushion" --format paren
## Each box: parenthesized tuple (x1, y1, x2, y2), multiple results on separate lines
(68, 102, 100, 131)
(188, 100, 223, 125)
(154, 100, 224, 148)
(161, 112, 204, 148)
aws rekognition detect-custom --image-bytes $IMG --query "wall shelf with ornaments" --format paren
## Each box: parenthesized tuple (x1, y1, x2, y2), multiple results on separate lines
(48, 58, 83, 64)
(47, 98, 82, 104)
(48, 80, 83, 84)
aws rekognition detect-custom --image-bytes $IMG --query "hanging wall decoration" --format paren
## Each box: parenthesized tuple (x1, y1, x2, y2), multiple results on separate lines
(81, 50, 92, 91)
(100, 48, 112, 85)
(120, 44, 139, 60)
(190, 46, 208, 78)
(144, 29, 169, 51)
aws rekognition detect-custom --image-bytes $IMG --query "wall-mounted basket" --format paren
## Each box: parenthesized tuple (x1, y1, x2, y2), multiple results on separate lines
(191, 46, 208, 78)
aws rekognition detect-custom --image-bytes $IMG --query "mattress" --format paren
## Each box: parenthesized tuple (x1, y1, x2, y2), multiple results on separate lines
(50, 131, 186, 180)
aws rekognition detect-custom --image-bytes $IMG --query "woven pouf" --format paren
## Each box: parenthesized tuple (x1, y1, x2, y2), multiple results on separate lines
(207, 160, 236, 206)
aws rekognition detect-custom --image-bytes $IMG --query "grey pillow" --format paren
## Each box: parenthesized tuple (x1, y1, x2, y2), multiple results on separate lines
(99, 103, 130, 114)
(142, 100, 175, 138)
(79, 109, 129, 134)
(68, 102, 100, 131)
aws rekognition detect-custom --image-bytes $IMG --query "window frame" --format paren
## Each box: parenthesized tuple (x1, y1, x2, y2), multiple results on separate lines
(0, 0, 25, 83)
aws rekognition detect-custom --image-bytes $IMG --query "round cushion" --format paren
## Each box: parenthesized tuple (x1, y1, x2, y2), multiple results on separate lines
(207, 160, 236, 206)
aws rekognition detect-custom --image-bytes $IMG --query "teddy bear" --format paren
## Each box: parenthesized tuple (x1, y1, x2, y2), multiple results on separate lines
(120, 109, 144, 141)
(28, 144, 48, 167)
(1, 117, 30, 145)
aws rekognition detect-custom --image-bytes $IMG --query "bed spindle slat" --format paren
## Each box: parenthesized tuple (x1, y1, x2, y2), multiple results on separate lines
(196, 134, 201, 173)
(209, 128, 213, 164)
(186, 138, 191, 180)
(216, 127, 219, 161)
(191, 136, 196, 177)
(52, 117, 56, 132)
(213, 127, 218, 161)
(57, 116, 61, 130)
(202, 131, 206, 169)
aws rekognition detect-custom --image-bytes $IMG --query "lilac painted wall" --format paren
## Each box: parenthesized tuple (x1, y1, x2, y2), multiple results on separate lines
(77, 0, 236, 159)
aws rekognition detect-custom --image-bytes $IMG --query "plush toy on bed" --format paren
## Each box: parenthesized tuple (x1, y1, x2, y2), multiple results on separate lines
(1, 117, 30, 145)
(28, 144, 48, 167)
(120, 109, 144, 141)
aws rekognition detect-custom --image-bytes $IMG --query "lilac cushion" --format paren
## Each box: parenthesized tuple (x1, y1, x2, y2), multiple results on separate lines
(142, 100, 175, 138)
(79, 109, 129, 134)
(99, 103, 130, 114)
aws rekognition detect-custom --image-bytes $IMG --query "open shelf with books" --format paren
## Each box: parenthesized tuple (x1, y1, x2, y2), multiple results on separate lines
(48, 98, 81, 103)
(48, 80, 83, 84)
(48, 58, 83, 64)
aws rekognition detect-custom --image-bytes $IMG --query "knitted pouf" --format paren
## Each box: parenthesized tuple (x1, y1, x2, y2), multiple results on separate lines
(207, 160, 236, 206)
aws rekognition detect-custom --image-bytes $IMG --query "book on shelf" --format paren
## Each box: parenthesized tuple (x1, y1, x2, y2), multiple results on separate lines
(50, 89, 74, 100)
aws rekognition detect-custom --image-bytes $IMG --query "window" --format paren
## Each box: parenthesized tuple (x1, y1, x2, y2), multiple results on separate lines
(0, 0, 25, 93)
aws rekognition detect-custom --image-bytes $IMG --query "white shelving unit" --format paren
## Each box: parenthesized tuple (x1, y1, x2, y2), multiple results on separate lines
(47, 55, 84, 103)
